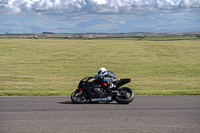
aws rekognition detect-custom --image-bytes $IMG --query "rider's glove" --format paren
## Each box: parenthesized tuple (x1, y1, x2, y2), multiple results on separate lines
(99, 74, 104, 80)
(88, 76, 93, 80)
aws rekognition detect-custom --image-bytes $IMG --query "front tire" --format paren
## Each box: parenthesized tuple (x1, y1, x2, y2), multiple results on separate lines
(114, 87, 135, 104)
(71, 89, 88, 104)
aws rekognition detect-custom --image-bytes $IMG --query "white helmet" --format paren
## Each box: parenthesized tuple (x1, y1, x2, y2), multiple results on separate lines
(98, 67, 107, 75)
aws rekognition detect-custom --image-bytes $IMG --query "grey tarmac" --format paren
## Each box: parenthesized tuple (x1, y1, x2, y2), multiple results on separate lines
(0, 96, 200, 133)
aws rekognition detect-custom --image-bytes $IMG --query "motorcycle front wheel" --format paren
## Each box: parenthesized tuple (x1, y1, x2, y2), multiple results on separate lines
(114, 87, 135, 104)
(71, 89, 88, 104)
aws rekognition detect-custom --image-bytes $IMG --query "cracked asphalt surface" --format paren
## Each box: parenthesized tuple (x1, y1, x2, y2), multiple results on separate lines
(0, 96, 200, 133)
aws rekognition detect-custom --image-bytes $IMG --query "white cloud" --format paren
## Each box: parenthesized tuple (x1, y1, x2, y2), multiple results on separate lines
(0, 0, 200, 21)
(1, 0, 199, 13)
(93, 0, 107, 4)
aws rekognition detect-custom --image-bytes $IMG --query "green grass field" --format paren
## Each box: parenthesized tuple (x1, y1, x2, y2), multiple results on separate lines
(0, 38, 200, 96)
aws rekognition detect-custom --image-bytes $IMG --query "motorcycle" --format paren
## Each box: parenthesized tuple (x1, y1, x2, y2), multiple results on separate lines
(71, 76, 135, 104)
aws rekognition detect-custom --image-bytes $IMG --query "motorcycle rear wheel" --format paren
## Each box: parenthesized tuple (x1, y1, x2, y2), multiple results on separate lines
(114, 87, 135, 104)
(71, 90, 88, 104)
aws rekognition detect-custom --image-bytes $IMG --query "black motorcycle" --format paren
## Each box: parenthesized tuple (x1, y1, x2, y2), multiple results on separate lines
(71, 76, 135, 104)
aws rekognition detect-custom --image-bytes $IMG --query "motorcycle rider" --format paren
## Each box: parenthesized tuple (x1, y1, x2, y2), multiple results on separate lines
(94, 67, 118, 92)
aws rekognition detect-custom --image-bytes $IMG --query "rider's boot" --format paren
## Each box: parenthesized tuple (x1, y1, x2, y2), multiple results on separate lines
(105, 82, 116, 93)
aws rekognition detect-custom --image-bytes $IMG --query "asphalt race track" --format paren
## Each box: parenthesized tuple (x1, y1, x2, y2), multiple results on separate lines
(0, 96, 200, 133)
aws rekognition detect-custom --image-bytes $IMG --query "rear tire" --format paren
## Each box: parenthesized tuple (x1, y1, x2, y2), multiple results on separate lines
(71, 90, 88, 104)
(114, 87, 135, 104)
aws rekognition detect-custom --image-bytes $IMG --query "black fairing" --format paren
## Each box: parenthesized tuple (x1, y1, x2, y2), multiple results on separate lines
(77, 77, 92, 101)
(117, 78, 131, 87)
(89, 82, 101, 88)
(78, 80, 87, 88)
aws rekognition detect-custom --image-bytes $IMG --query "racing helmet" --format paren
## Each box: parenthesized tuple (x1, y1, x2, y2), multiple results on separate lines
(98, 67, 107, 75)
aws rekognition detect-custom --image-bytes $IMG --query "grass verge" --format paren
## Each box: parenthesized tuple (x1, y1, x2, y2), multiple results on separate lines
(0, 38, 199, 96)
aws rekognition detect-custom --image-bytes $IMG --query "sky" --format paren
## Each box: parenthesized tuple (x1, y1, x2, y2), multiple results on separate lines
(0, 0, 200, 26)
